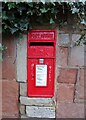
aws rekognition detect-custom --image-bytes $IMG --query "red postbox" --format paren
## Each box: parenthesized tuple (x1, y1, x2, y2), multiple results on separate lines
(27, 30, 56, 97)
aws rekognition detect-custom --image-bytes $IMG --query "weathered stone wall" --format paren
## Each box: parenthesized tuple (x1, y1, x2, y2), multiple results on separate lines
(56, 29, 85, 118)
(2, 36, 19, 118)
(2, 27, 85, 118)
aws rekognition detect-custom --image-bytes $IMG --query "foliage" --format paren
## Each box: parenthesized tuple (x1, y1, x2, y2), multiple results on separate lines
(2, 2, 86, 44)
(0, 43, 7, 52)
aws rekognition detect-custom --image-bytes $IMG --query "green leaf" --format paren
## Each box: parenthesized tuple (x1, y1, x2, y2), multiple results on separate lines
(2, 11, 8, 20)
(50, 18, 55, 24)
(10, 27, 18, 34)
(28, 3, 33, 7)
(7, 3, 16, 10)
(40, 8, 48, 13)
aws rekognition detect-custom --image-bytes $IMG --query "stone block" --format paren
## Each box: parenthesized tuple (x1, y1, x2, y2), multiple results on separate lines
(57, 47, 68, 67)
(0, 60, 2, 79)
(75, 68, 85, 102)
(20, 105, 25, 115)
(2, 80, 19, 118)
(26, 106, 55, 118)
(20, 83, 27, 96)
(2, 35, 16, 57)
(2, 57, 16, 80)
(56, 103, 84, 118)
(57, 83, 75, 102)
(16, 35, 27, 82)
(20, 96, 55, 107)
(69, 46, 84, 66)
(79, 68, 85, 86)
(58, 34, 70, 46)
(71, 34, 81, 47)
(0, 85, 1, 109)
(21, 115, 28, 118)
(58, 68, 78, 84)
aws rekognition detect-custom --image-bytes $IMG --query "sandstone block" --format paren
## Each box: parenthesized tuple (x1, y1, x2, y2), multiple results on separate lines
(58, 68, 78, 84)
(57, 83, 75, 102)
(26, 106, 55, 118)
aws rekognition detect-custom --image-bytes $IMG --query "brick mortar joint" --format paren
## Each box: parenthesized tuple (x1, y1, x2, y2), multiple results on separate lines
(25, 104, 56, 107)
(57, 66, 85, 69)
(57, 82, 75, 85)
(59, 31, 81, 34)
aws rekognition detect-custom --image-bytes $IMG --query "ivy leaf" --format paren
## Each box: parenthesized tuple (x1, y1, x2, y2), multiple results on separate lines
(10, 27, 18, 34)
(40, 8, 48, 13)
(2, 11, 8, 20)
(81, 19, 86, 25)
(50, 18, 55, 24)
(72, 7, 79, 14)
(7, 3, 16, 10)
(28, 3, 33, 7)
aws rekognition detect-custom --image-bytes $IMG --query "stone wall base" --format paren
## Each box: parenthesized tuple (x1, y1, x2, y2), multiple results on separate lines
(20, 97, 55, 118)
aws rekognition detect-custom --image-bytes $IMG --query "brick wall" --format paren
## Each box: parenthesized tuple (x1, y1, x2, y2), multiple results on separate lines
(2, 27, 85, 118)
(56, 30, 85, 118)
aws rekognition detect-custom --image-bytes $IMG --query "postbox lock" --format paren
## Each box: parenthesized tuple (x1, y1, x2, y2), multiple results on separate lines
(39, 58, 44, 63)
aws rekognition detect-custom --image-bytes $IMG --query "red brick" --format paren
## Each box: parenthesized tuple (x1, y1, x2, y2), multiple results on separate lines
(2, 80, 19, 118)
(58, 68, 78, 84)
(57, 83, 75, 102)
(57, 47, 68, 66)
(2, 57, 16, 80)
(56, 103, 85, 118)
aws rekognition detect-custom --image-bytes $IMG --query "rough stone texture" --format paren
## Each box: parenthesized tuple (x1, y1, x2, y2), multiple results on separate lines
(21, 115, 28, 118)
(57, 83, 75, 102)
(71, 34, 81, 47)
(56, 103, 85, 118)
(58, 68, 78, 84)
(2, 80, 19, 118)
(69, 46, 84, 66)
(85, 46, 86, 66)
(2, 57, 16, 80)
(2, 35, 16, 80)
(16, 35, 27, 82)
(20, 96, 55, 107)
(20, 105, 25, 115)
(58, 34, 70, 46)
(0, 81, 2, 119)
(26, 106, 55, 118)
(20, 83, 27, 96)
(0, 59, 2, 79)
(57, 47, 68, 67)
(75, 68, 85, 102)
(2, 36, 16, 58)
(79, 68, 84, 87)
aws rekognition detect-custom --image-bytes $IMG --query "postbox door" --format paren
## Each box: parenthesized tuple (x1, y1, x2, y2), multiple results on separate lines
(27, 58, 55, 97)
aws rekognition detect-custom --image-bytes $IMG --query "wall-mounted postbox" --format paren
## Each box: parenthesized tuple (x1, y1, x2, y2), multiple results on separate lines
(27, 30, 56, 97)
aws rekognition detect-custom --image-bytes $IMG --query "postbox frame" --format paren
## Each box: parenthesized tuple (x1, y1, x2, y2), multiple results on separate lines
(27, 30, 56, 98)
